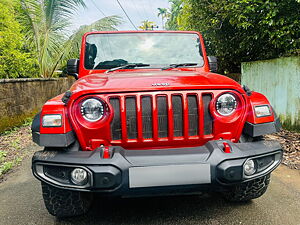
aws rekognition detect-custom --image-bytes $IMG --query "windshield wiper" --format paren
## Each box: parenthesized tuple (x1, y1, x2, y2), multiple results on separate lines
(161, 63, 198, 70)
(105, 63, 150, 73)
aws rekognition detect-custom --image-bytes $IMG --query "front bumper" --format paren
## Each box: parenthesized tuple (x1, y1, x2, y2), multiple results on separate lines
(32, 140, 282, 196)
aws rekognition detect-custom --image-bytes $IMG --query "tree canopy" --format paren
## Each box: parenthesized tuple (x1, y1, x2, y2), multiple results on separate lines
(166, 0, 182, 30)
(0, 0, 121, 78)
(19, 0, 121, 78)
(167, 0, 300, 73)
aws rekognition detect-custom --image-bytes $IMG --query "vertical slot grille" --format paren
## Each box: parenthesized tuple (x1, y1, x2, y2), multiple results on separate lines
(203, 94, 213, 135)
(187, 95, 199, 136)
(109, 91, 213, 142)
(142, 96, 152, 139)
(126, 97, 137, 139)
(157, 96, 168, 138)
(172, 95, 183, 137)
(110, 98, 121, 140)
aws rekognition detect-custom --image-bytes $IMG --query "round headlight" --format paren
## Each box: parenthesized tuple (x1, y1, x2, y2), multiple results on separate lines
(216, 93, 237, 116)
(81, 98, 104, 122)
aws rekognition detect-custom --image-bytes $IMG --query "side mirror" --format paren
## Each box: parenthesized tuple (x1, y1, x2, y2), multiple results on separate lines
(67, 59, 79, 79)
(207, 56, 218, 73)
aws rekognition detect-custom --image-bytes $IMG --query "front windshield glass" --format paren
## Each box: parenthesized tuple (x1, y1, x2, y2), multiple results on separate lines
(84, 33, 204, 70)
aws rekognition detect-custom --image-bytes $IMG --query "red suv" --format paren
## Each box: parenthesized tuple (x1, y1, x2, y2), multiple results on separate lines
(31, 31, 282, 217)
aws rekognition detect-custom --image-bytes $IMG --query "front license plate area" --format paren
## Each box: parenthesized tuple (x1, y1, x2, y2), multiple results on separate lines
(129, 164, 211, 188)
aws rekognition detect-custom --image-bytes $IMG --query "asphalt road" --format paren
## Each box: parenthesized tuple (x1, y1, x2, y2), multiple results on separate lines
(1, 146, 300, 225)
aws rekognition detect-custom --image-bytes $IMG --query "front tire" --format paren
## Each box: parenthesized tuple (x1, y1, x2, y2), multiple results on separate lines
(41, 182, 93, 217)
(223, 174, 270, 202)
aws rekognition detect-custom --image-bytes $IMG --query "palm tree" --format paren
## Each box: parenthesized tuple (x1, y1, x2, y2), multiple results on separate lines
(166, 0, 182, 30)
(19, 0, 121, 77)
(139, 20, 157, 30)
(63, 16, 121, 66)
(157, 8, 168, 29)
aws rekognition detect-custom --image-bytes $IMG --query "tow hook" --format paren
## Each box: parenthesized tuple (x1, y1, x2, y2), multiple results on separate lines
(223, 142, 231, 153)
(99, 145, 114, 159)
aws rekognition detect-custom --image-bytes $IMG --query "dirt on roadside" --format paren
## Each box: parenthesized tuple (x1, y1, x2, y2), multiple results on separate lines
(0, 124, 36, 182)
(266, 130, 300, 170)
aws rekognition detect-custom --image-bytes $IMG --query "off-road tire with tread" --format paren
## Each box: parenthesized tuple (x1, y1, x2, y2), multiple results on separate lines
(223, 174, 270, 202)
(41, 182, 93, 217)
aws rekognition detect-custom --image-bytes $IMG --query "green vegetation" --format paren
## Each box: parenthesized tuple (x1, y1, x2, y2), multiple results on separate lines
(166, 0, 300, 73)
(0, 151, 7, 162)
(0, 158, 22, 176)
(280, 115, 300, 133)
(157, 8, 169, 29)
(139, 20, 158, 30)
(0, 119, 32, 178)
(0, 0, 121, 79)
(0, 0, 38, 78)
(0, 162, 14, 176)
(0, 147, 22, 177)
(0, 110, 37, 134)
(165, 0, 182, 30)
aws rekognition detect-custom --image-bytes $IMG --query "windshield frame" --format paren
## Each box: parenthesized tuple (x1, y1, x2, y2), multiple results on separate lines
(78, 31, 209, 77)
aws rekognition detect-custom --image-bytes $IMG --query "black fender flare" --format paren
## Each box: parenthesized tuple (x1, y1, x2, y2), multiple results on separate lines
(31, 112, 41, 132)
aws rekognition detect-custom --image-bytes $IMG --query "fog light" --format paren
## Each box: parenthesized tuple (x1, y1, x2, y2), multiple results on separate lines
(244, 159, 256, 176)
(70, 168, 88, 185)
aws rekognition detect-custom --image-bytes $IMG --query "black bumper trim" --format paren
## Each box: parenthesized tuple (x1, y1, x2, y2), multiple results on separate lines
(32, 140, 283, 196)
(243, 120, 280, 137)
(32, 131, 75, 147)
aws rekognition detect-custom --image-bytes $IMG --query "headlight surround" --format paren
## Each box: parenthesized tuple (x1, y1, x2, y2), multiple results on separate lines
(42, 114, 62, 127)
(216, 93, 237, 116)
(254, 105, 271, 117)
(80, 98, 104, 122)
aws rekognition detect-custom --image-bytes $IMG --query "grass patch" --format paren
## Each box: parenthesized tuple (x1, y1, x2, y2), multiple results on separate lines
(0, 161, 14, 176)
(1, 117, 34, 136)
(0, 116, 35, 180)
(0, 151, 7, 162)
(0, 110, 37, 134)
(10, 138, 21, 150)
(0, 157, 22, 176)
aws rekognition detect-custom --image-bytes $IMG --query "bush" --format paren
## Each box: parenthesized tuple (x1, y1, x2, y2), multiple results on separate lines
(177, 0, 300, 73)
(0, 0, 38, 78)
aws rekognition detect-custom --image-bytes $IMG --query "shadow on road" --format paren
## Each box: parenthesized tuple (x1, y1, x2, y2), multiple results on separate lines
(56, 194, 251, 225)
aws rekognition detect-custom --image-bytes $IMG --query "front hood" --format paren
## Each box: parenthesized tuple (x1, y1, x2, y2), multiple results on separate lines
(70, 70, 244, 98)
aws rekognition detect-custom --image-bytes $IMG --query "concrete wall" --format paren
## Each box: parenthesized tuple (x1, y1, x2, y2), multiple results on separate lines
(241, 56, 300, 131)
(0, 78, 74, 132)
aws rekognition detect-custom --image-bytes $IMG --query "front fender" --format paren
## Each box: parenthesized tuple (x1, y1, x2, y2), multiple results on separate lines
(31, 94, 75, 147)
(243, 92, 281, 137)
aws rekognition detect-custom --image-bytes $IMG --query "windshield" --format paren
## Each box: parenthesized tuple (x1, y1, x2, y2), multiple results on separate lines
(84, 33, 204, 70)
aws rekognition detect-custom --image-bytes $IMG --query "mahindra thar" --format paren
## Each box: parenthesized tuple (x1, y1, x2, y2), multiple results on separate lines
(31, 31, 283, 217)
